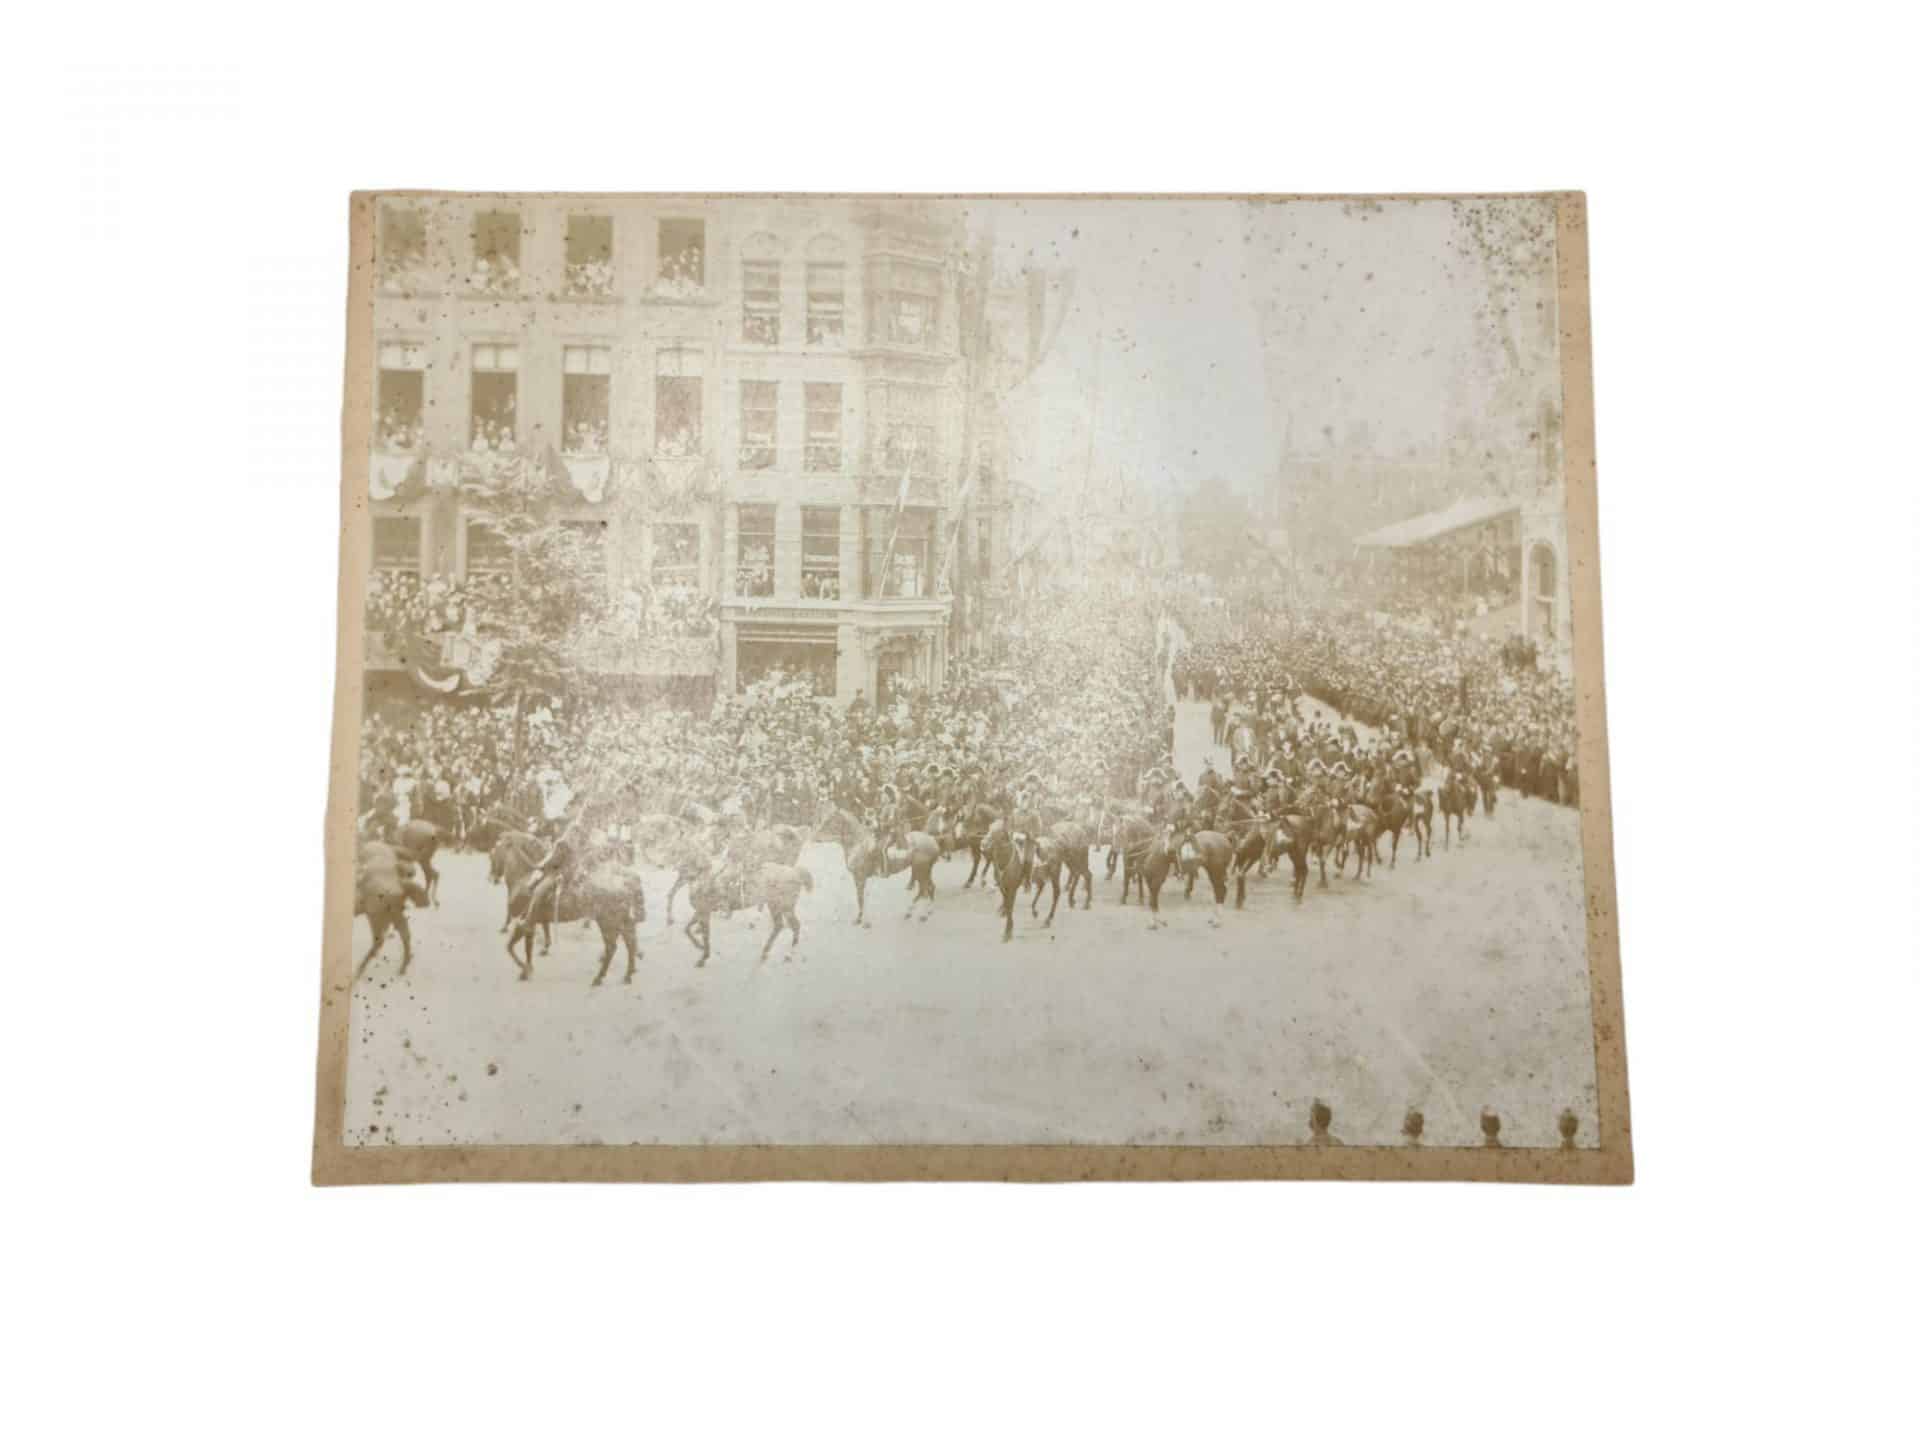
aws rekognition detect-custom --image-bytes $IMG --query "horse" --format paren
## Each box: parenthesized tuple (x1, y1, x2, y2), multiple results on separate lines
(506, 861, 646, 985)
(1438, 772, 1474, 848)
(1367, 788, 1415, 869)
(1132, 825, 1183, 928)
(661, 826, 720, 925)
(1172, 825, 1233, 925)
(489, 829, 551, 948)
(681, 862, 815, 967)
(1408, 788, 1436, 860)
(393, 819, 444, 905)
(984, 822, 1034, 943)
(1265, 814, 1313, 903)
(1110, 814, 1161, 904)
(354, 841, 431, 980)
(950, 802, 1003, 888)
(1027, 821, 1094, 926)
(1336, 803, 1380, 881)
(817, 807, 939, 926)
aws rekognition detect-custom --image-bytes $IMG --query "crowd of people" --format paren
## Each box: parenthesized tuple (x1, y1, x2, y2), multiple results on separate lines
(360, 572, 1179, 854)
(1170, 589, 1579, 808)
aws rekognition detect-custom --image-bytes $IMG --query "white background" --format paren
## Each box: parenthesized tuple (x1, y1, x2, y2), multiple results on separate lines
(6, 8, 1914, 1436)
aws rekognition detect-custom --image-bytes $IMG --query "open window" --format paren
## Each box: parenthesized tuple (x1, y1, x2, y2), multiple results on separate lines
(561, 345, 610, 455)
(376, 342, 425, 451)
(806, 260, 846, 345)
(877, 509, 931, 598)
(870, 258, 941, 346)
(802, 507, 841, 599)
(379, 207, 429, 291)
(470, 343, 519, 452)
(742, 259, 780, 344)
(804, 383, 842, 472)
(654, 350, 703, 457)
(651, 523, 701, 588)
(878, 383, 937, 474)
(657, 219, 705, 296)
(469, 211, 521, 295)
(735, 504, 776, 598)
(564, 215, 615, 298)
(739, 381, 777, 470)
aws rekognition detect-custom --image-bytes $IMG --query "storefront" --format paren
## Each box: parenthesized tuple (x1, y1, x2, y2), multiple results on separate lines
(735, 623, 840, 696)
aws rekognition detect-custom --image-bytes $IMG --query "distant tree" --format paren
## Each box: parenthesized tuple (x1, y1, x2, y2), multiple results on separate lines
(1176, 478, 1257, 584)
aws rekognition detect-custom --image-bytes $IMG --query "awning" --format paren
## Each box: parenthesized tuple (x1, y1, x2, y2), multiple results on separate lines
(1353, 496, 1518, 550)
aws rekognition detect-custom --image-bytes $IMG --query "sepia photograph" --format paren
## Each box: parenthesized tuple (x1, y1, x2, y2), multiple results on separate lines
(316, 191, 1627, 1182)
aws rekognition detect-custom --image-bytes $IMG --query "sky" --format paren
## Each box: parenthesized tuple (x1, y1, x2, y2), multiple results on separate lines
(974, 197, 1561, 508)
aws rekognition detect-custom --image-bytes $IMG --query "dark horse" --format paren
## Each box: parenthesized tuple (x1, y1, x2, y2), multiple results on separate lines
(354, 841, 431, 979)
(1172, 825, 1234, 926)
(393, 819, 444, 905)
(952, 802, 1003, 888)
(984, 822, 1034, 943)
(1028, 821, 1095, 924)
(506, 860, 646, 985)
(1438, 771, 1474, 848)
(490, 829, 551, 951)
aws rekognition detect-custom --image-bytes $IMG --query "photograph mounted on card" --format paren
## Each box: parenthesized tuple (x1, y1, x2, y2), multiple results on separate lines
(315, 192, 1629, 1183)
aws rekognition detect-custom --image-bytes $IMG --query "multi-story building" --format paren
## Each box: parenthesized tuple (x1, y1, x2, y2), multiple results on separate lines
(363, 194, 979, 708)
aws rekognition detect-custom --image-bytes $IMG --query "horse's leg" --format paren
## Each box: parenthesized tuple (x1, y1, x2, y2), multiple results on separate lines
(622, 914, 640, 983)
(921, 868, 935, 923)
(788, 905, 801, 955)
(593, 917, 616, 986)
(395, 913, 414, 975)
(1000, 888, 1013, 943)
(425, 858, 440, 908)
(1043, 873, 1061, 928)
(355, 914, 388, 980)
(664, 875, 682, 925)
(1079, 857, 1093, 909)
(759, 906, 780, 963)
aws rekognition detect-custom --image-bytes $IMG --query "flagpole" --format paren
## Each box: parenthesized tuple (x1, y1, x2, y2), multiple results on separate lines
(875, 432, 916, 598)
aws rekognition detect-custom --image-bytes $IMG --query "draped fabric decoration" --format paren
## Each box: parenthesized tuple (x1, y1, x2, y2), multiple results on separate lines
(368, 451, 425, 502)
(563, 454, 612, 504)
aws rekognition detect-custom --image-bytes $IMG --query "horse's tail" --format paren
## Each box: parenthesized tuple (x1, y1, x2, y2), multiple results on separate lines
(796, 866, 814, 892)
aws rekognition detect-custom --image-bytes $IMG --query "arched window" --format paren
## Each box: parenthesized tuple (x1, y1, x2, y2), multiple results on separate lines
(1531, 543, 1558, 640)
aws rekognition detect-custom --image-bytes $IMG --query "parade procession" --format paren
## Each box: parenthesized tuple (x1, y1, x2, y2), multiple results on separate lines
(343, 195, 1601, 1152)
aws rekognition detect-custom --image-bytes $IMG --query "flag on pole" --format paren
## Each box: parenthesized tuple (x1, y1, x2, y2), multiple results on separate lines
(893, 433, 918, 514)
(937, 463, 979, 590)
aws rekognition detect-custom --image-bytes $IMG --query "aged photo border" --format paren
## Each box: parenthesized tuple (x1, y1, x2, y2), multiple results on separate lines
(313, 191, 1631, 1185)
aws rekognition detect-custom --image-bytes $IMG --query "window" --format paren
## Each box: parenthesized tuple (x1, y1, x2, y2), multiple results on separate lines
(803, 383, 843, 472)
(657, 219, 705, 294)
(875, 509, 931, 599)
(469, 211, 521, 295)
(871, 259, 941, 346)
(737, 381, 777, 470)
(975, 516, 992, 583)
(1531, 543, 1557, 641)
(806, 261, 845, 344)
(376, 342, 425, 451)
(742, 260, 780, 344)
(655, 350, 703, 457)
(651, 523, 701, 587)
(564, 215, 614, 298)
(559, 518, 609, 581)
(373, 516, 421, 575)
(465, 519, 511, 578)
(470, 343, 519, 452)
(561, 346, 611, 455)
(879, 384, 937, 473)
(802, 508, 841, 598)
(379, 208, 428, 290)
(736, 505, 776, 598)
